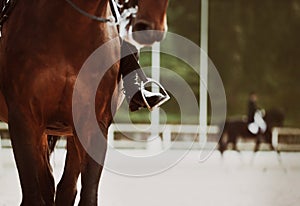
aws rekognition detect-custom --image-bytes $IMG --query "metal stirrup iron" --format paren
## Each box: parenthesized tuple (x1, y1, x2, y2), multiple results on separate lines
(136, 69, 170, 111)
(140, 78, 170, 111)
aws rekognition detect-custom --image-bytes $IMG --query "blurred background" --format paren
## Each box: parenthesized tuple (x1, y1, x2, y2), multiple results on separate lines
(115, 0, 300, 127)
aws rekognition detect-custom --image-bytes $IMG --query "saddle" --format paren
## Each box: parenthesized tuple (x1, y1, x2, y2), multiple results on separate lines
(0, 0, 17, 37)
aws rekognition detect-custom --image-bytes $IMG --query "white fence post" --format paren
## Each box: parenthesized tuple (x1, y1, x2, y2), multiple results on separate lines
(199, 0, 209, 145)
(272, 127, 279, 151)
(148, 42, 162, 152)
(162, 125, 171, 149)
(108, 124, 115, 148)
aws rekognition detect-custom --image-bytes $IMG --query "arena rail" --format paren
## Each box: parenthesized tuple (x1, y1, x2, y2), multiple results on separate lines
(3, 122, 300, 152)
(108, 124, 220, 149)
(272, 127, 300, 152)
(0, 122, 8, 148)
(0, 122, 220, 149)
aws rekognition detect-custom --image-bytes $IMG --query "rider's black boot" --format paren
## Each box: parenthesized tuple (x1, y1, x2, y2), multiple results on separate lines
(121, 41, 165, 112)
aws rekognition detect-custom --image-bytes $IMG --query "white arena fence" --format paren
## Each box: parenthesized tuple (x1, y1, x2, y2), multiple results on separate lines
(1, 122, 300, 152)
(272, 127, 300, 152)
(0, 122, 9, 148)
(108, 124, 220, 150)
(0, 122, 219, 150)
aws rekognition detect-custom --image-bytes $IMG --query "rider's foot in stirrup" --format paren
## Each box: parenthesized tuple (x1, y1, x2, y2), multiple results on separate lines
(128, 90, 166, 112)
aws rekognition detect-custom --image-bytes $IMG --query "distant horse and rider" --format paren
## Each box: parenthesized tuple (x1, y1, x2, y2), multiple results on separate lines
(0, 0, 169, 205)
(219, 92, 285, 153)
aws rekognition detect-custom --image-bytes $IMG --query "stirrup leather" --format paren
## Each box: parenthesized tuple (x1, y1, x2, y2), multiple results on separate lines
(140, 78, 170, 111)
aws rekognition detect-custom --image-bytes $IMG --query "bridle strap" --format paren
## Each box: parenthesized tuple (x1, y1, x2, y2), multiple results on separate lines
(0, 0, 17, 36)
(65, 0, 137, 26)
(110, 0, 121, 22)
(65, 0, 115, 23)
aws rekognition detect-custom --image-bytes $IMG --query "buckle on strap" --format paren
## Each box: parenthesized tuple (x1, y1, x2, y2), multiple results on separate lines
(140, 78, 170, 111)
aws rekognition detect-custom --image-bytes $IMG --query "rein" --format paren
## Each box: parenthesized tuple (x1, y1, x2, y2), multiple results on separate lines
(0, 0, 137, 37)
(65, 0, 137, 25)
(65, 0, 115, 23)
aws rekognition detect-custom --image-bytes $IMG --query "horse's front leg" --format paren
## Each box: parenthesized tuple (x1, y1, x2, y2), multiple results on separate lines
(9, 110, 55, 206)
(55, 136, 84, 206)
(79, 153, 105, 206)
(219, 139, 226, 154)
(254, 135, 262, 152)
(77, 130, 108, 206)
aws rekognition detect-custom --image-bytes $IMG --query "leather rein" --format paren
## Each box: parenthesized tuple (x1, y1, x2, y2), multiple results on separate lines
(65, 0, 115, 23)
(65, 0, 137, 25)
(0, 0, 137, 37)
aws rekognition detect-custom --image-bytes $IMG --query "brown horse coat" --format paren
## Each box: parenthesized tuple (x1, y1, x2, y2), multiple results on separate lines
(0, 0, 169, 205)
(0, 0, 120, 205)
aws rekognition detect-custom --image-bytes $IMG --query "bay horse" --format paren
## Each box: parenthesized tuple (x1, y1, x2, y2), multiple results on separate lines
(218, 109, 284, 154)
(51, 1, 169, 205)
(0, 0, 169, 205)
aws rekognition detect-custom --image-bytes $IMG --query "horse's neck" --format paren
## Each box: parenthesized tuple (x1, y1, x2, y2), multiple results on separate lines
(69, 0, 110, 17)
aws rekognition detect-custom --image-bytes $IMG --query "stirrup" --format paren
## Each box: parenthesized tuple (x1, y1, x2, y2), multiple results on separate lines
(140, 78, 170, 111)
